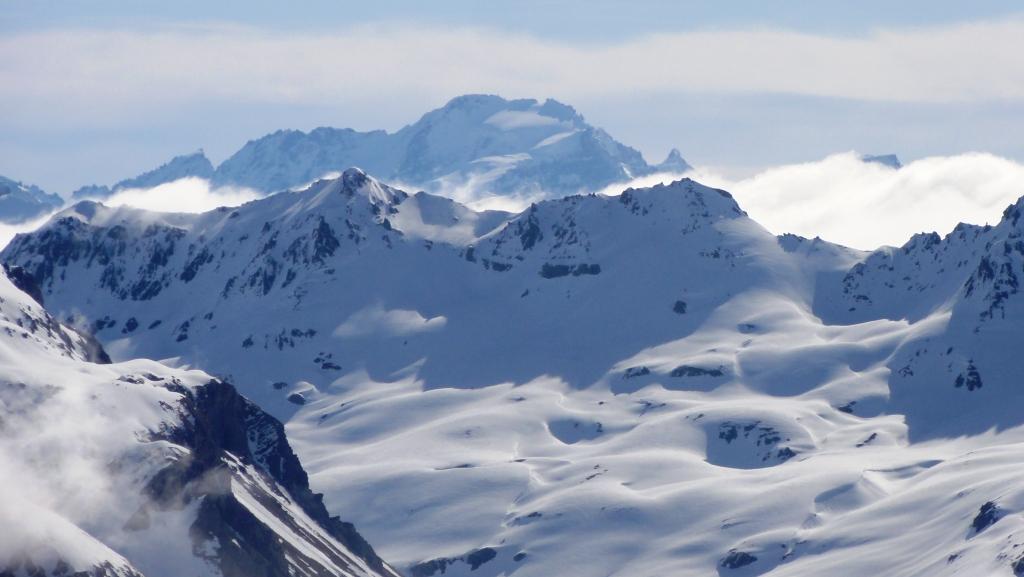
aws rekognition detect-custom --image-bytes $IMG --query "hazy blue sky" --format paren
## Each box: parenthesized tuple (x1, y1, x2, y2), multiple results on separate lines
(3, 1, 1024, 192)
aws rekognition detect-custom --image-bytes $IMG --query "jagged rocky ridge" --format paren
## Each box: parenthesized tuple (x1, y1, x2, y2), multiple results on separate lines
(0, 266, 397, 577)
(6, 170, 1024, 576)
(72, 95, 690, 201)
(72, 151, 215, 201)
(0, 174, 63, 223)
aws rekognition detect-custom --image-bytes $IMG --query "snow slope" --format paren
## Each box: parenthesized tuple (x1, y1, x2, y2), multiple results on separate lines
(73, 95, 690, 202)
(0, 266, 398, 577)
(6, 170, 1024, 576)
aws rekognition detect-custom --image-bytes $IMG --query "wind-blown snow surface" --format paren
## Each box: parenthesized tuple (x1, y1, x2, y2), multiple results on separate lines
(6, 169, 1024, 576)
(0, 267, 397, 577)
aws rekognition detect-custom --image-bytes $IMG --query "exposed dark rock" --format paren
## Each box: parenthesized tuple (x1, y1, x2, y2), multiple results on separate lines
(312, 218, 340, 263)
(716, 421, 796, 465)
(775, 447, 797, 462)
(670, 365, 724, 378)
(954, 361, 983, 391)
(0, 558, 145, 577)
(411, 548, 498, 577)
(2, 264, 43, 305)
(145, 379, 394, 577)
(539, 263, 601, 278)
(720, 550, 757, 569)
(1013, 555, 1024, 576)
(971, 501, 1003, 534)
(466, 548, 497, 570)
(122, 317, 139, 334)
(856, 432, 878, 448)
(76, 329, 113, 365)
(623, 366, 651, 379)
(517, 209, 543, 251)
(180, 247, 213, 283)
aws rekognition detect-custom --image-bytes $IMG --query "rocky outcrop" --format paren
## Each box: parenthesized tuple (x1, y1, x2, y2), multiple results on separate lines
(144, 378, 398, 577)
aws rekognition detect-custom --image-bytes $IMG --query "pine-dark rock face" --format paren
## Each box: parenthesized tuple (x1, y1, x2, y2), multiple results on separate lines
(0, 264, 396, 577)
(146, 378, 396, 577)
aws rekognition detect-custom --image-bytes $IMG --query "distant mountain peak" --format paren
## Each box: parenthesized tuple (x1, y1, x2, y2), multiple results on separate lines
(0, 174, 64, 223)
(75, 95, 686, 202)
(341, 166, 370, 186)
(126, 149, 215, 184)
(861, 153, 902, 169)
(654, 148, 693, 173)
(306, 167, 408, 208)
(72, 149, 216, 200)
(436, 94, 579, 119)
(623, 177, 745, 218)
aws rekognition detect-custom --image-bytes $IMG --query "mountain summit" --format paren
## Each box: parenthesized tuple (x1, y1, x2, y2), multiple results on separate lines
(74, 95, 690, 201)
(0, 175, 63, 222)
(72, 150, 215, 200)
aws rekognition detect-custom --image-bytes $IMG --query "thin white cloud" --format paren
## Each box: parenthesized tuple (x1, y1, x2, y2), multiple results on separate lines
(592, 171, 689, 198)
(334, 304, 447, 338)
(2, 19, 1024, 128)
(0, 212, 57, 250)
(99, 177, 261, 213)
(426, 172, 547, 214)
(696, 152, 1024, 250)
(486, 109, 563, 130)
(599, 152, 1024, 250)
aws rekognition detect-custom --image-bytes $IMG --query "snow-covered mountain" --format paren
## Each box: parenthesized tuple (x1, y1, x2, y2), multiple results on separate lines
(73, 95, 690, 202)
(72, 151, 216, 200)
(0, 174, 63, 222)
(6, 169, 1024, 576)
(0, 265, 398, 577)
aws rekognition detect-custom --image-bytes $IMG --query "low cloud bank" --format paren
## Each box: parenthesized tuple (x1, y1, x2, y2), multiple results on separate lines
(5, 19, 1024, 122)
(589, 152, 1024, 250)
(690, 152, 1024, 250)
(101, 177, 261, 213)
(6, 153, 1023, 254)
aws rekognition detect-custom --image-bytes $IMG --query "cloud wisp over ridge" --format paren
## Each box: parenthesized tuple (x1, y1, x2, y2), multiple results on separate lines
(98, 177, 262, 214)
(692, 152, 1024, 250)
(598, 152, 1024, 251)
(6, 152, 1022, 255)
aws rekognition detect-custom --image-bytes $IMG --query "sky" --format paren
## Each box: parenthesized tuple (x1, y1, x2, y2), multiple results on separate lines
(2, 1, 1024, 249)
(2, 1, 1024, 191)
